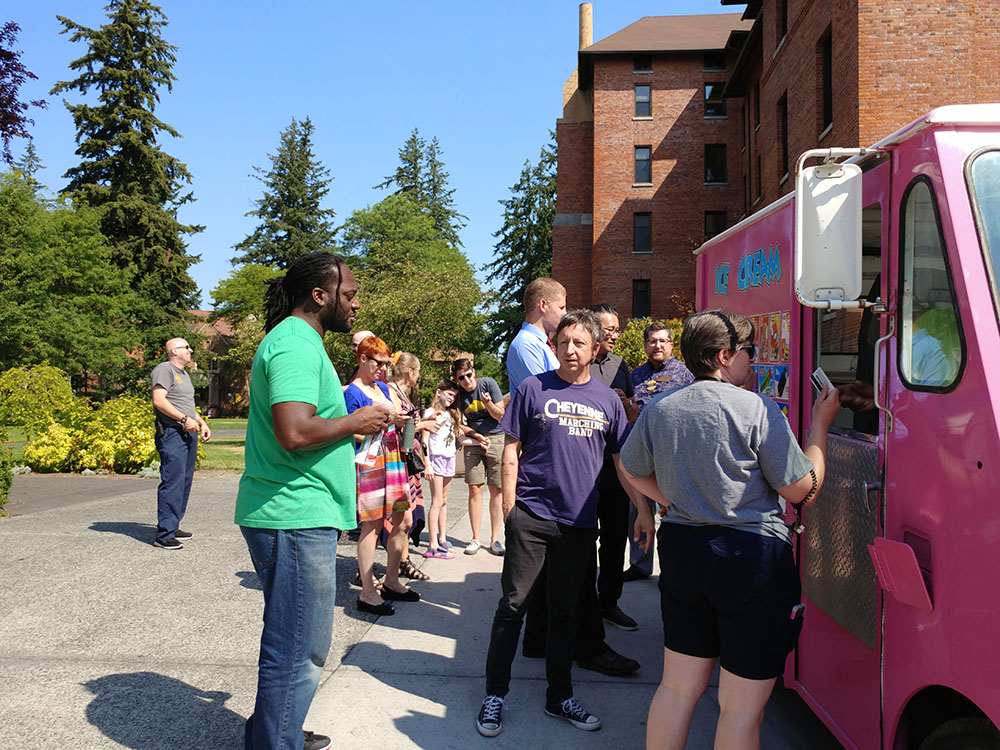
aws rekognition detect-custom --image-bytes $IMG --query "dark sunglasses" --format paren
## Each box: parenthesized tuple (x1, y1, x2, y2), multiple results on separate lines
(739, 343, 756, 359)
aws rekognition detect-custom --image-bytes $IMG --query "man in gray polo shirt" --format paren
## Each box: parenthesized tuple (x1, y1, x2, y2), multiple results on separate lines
(150, 337, 211, 549)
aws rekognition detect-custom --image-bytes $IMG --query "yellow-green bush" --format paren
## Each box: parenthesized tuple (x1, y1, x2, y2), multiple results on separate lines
(0, 425, 11, 512)
(21, 395, 158, 474)
(0, 365, 75, 438)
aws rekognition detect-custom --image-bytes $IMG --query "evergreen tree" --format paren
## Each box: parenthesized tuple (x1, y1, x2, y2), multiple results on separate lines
(0, 22, 47, 164)
(13, 141, 44, 195)
(376, 127, 466, 247)
(233, 116, 335, 268)
(51, 0, 201, 354)
(485, 135, 557, 353)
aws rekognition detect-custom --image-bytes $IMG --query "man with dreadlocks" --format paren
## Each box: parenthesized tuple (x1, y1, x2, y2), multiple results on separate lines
(235, 252, 391, 750)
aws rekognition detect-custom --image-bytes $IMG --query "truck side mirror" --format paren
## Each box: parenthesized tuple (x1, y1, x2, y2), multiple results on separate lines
(794, 148, 867, 309)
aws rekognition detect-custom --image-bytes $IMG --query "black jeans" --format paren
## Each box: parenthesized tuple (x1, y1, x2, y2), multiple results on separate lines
(596, 458, 629, 610)
(485, 503, 598, 705)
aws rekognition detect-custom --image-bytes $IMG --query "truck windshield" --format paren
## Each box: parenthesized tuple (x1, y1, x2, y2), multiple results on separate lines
(969, 150, 1000, 308)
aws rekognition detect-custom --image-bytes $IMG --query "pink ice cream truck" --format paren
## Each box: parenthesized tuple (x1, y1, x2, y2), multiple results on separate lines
(694, 104, 1000, 749)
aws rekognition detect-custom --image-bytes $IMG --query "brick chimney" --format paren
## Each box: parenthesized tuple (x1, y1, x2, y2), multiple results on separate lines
(579, 3, 592, 50)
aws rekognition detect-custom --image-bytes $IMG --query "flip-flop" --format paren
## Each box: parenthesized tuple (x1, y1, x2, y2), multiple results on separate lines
(423, 547, 453, 559)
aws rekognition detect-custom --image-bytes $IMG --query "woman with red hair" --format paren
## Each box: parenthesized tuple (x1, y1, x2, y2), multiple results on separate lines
(344, 335, 419, 615)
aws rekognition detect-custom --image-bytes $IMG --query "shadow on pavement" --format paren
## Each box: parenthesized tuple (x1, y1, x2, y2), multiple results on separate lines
(89, 521, 156, 545)
(235, 570, 263, 590)
(83, 672, 244, 749)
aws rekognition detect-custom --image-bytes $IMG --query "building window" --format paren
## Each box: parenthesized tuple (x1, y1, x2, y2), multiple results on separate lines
(705, 211, 727, 240)
(633, 279, 651, 318)
(778, 0, 788, 44)
(633, 54, 652, 73)
(755, 154, 762, 199)
(704, 51, 726, 72)
(705, 83, 726, 118)
(819, 30, 833, 133)
(635, 84, 651, 117)
(778, 93, 789, 179)
(634, 146, 652, 184)
(753, 82, 760, 130)
(705, 144, 727, 184)
(633, 213, 651, 253)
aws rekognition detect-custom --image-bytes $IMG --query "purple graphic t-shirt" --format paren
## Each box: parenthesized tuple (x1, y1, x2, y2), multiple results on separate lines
(499, 370, 627, 528)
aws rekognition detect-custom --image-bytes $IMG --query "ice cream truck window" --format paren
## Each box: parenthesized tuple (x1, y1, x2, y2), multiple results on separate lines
(899, 177, 963, 390)
(967, 149, 1000, 319)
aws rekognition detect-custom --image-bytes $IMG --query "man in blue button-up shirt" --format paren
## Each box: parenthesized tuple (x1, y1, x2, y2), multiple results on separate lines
(506, 278, 566, 392)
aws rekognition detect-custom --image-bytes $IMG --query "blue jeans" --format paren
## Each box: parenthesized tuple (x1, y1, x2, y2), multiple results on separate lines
(155, 424, 198, 542)
(241, 527, 339, 750)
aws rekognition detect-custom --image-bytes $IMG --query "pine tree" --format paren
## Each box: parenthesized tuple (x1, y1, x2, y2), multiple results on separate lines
(376, 127, 466, 247)
(51, 0, 201, 352)
(0, 22, 47, 164)
(13, 141, 44, 194)
(485, 135, 557, 353)
(234, 116, 335, 268)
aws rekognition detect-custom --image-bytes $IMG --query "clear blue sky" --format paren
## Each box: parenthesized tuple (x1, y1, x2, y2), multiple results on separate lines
(10, 1, 739, 308)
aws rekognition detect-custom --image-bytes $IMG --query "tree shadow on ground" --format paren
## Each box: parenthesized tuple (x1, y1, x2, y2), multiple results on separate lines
(84, 672, 244, 749)
(89, 521, 156, 545)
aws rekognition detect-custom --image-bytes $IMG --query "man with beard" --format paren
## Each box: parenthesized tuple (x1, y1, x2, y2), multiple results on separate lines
(236, 252, 391, 750)
(624, 321, 694, 581)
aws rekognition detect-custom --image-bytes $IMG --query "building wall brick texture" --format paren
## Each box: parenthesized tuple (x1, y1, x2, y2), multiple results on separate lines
(554, 1, 1000, 321)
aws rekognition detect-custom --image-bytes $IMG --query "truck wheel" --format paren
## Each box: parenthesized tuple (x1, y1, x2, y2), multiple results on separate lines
(918, 718, 1000, 750)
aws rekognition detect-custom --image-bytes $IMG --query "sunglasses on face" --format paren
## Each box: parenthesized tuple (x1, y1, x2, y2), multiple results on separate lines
(371, 359, 390, 369)
(739, 343, 756, 359)
(455, 372, 474, 381)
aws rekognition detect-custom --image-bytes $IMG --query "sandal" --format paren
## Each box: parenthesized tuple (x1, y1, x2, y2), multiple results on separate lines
(399, 558, 430, 581)
(423, 547, 454, 559)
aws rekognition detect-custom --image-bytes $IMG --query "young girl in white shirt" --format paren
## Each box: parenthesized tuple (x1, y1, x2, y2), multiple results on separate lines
(421, 380, 463, 558)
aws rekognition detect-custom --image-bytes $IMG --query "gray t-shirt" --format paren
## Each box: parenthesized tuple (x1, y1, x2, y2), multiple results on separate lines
(150, 361, 197, 422)
(620, 380, 812, 542)
(459, 376, 504, 435)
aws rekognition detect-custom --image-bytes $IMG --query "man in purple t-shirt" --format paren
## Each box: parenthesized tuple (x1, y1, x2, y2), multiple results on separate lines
(475, 310, 654, 738)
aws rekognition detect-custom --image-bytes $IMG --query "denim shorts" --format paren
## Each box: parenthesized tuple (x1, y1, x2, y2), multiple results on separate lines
(657, 523, 803, 680)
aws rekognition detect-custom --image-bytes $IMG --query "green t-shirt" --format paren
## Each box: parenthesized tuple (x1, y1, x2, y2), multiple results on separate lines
(235, 316, 356, 530)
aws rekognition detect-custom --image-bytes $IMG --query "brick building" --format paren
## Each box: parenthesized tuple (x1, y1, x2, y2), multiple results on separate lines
(554, 1, 1000, 319)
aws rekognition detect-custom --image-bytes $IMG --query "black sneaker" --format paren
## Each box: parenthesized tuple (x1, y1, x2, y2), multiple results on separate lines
(153, 538, 183, 550)
(602, 605, 638, 631)
(545, 697, 601, 731)
(577, 648, 639, 676)
(175, 529, 193, 539)
(622, 565, 650, 582)
(476, 695, 505, 737)
(303, 729, 331, 750)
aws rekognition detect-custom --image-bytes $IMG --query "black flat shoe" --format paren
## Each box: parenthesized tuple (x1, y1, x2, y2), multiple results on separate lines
(381, 586, 421, 602)
(357, 598, 394, 616)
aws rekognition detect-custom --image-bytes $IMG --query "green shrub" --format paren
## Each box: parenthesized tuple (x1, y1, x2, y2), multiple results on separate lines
(613, 317, 685, 370)
(21, 395, 158, 474)
(0, 365, 75, 438)
(0, 425, 11, 513)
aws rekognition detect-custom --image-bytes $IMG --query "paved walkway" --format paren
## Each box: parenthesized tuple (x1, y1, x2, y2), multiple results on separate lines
(0, 472, 840, 749)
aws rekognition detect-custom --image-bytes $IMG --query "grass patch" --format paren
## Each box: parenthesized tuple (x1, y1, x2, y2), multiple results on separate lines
(3, 426, 26, 463)
(200, 428, 246, 471)
(206, 417, 247, 431)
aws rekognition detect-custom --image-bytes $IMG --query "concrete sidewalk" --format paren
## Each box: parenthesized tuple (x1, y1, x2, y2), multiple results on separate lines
(0, 472, 839, 749)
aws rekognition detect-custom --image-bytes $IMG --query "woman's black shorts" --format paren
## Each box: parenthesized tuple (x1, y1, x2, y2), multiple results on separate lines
(656, 523, 803, 680)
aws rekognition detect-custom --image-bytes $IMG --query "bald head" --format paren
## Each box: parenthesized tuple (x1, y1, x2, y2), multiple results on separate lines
(351, 330, 375, 355)
(165, 338, 192, 367)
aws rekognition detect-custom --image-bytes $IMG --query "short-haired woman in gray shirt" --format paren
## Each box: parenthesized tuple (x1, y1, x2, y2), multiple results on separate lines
(620, 310, 840, 750)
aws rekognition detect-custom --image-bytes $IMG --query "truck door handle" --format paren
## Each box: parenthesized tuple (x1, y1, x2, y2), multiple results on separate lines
(873, 314, 894, 432)
(862, 481, 881, 514)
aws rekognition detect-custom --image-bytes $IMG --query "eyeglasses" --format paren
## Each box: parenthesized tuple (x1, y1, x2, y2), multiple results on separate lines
(602, 327, 621, 336)
(173, 345, 193, 352)
(455, 372, 474, 381)
(372, 359, 390, 369)
(739, 343, 756, 359)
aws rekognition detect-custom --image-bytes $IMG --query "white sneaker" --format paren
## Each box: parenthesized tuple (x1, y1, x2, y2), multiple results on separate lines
(464, 540, 482, 555)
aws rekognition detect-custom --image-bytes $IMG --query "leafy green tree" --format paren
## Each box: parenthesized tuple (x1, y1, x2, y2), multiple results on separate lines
(12, 141, 44, 195)
(209, 263, 283, 378)
(51, 0, 201, 358)
(333, 194, 482, 376)
(0, 22, 47, 164)
(376, 128, 466, 247)
(0, 172, 138, 385)
(484, 136, 557, 353)
(234, 117, 335, 268)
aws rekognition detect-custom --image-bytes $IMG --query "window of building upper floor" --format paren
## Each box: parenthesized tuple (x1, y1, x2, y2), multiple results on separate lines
(898, 178, 964, 390)
(634, 85, 651, 118)
(819, 30, 833, 136)
(703, 50, 726, 72)
(633, 279, 651, 318)
(634, 213, 651, 254)
(705, 211, 727, 241)
(705, 144, 727, 184)
(778, 94, 789, 182)
(634, 146, 652, 185)
(705, 83, 726, 118)
(633, 54, 652, 74)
